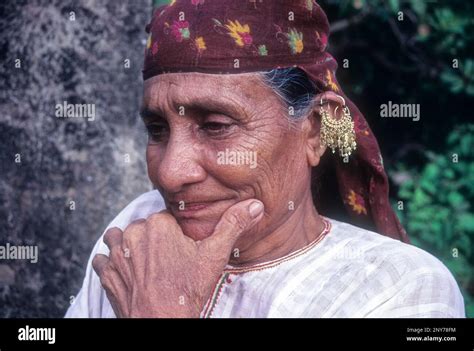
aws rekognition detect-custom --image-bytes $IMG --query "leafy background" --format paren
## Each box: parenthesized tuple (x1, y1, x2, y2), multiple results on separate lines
(317, 0, 474, 317)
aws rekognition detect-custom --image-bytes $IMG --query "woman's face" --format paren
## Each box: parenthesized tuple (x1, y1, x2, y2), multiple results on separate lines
(142, 72, 318, 249)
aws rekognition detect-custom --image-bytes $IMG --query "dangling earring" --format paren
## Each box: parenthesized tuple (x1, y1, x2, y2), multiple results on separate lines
(319, 96, 357, 158)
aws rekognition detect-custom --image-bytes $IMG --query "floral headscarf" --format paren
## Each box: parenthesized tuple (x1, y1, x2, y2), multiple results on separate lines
(142, 0, 409, 243)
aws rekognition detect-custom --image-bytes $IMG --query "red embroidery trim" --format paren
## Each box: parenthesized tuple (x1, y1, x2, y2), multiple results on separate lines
(201, 217, 332, 317)
(224, 217, 331, 274)
(202, 272, 230, 318)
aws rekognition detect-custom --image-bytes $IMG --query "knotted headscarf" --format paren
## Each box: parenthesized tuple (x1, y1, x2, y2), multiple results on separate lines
(142, 0, 409, 243)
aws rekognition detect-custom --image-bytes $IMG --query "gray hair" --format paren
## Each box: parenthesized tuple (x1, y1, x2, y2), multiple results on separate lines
(260, 67, 318, 120)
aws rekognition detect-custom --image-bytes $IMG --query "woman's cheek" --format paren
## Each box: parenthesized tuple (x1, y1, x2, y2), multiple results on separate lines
(146, 144, 163, 184)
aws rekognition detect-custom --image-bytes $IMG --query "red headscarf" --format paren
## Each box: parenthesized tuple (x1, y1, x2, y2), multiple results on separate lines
(142, 0, 409, 243)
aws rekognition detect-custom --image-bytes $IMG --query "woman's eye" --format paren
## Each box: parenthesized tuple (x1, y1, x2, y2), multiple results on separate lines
(146, 124, 169, 142)
(201, 122, 234, 136)
(203, 122, 229, 130)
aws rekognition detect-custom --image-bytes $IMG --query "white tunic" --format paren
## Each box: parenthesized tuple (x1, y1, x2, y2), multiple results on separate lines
(65, 190, 465, 318)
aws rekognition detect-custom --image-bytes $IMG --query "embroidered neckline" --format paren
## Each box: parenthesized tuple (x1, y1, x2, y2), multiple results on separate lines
(201, 217, 332, 318)
(224, 216, 332, 274)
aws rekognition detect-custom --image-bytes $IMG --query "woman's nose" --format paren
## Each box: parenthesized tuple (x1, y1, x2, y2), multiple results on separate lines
(156, 137, 207, 193)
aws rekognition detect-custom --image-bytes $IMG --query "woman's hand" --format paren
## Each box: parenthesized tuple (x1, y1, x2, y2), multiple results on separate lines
(92, 199, 264, 318)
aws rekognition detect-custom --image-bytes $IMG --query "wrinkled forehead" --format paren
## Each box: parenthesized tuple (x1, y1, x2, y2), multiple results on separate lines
(144, 71, 265, 93)
(142, 71, 277, 111)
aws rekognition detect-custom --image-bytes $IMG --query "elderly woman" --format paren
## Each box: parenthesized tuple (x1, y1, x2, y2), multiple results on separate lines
(66, 0, 464, 318)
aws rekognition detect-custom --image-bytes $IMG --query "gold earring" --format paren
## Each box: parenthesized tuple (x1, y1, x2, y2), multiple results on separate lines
(319, 97, 357, 158)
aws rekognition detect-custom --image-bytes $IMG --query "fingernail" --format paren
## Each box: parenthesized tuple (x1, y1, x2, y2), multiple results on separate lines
(248, 201, 264, 218)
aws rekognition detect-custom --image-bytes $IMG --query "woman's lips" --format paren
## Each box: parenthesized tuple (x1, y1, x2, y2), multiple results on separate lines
(170, 199, 233, 219)
(180, 203, 209, 211)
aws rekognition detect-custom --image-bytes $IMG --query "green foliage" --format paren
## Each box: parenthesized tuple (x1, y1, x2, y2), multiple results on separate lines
(329, 0, 474, 96)
(153, 0, 174, 7)
(440, 59, 474, 95)
(392, 124, 474, 317)
(324, 2, 474, 316)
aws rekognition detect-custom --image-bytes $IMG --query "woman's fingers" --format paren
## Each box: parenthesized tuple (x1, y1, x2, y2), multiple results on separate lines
(102, 227, 134, 290)
(122, 219, 148, 286)
(100, 265, 130, 318)
(92, 253, 130, 317)
(109, 246, 134, 290)
(103, 227, 123, 250)
(92, 253, 110, 277)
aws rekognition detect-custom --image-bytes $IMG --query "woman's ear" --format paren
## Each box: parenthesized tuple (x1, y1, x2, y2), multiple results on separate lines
(303, 110, 326, 167)
(304, 91, 345, 167)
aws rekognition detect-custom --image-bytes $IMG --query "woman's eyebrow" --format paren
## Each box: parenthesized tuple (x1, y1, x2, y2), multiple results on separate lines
(139, 106, 162, 122)
(140, 97, 246, 121)
(185, 98, 246, 118)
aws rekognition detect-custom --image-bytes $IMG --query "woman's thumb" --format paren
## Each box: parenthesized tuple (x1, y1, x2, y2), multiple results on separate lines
(204, 199, 264, 252)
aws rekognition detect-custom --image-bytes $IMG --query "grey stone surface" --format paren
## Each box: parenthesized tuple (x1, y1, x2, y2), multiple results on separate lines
(0, 0, 153, 317)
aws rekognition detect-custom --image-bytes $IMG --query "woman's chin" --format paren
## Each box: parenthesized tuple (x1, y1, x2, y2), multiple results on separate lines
(178, 219, 217, 241)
